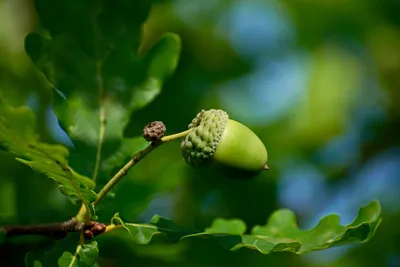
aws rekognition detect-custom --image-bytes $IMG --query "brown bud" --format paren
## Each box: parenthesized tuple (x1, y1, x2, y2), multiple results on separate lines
(85, 221, 96, 228)
(143, 121, 166, 141)
(92, 223, 106, 235)
(83, 229, 94, 239)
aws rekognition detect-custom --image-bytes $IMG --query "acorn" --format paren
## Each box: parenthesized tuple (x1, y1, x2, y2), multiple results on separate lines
(180, 109, 269, 178)
(143, 121, 166, 141)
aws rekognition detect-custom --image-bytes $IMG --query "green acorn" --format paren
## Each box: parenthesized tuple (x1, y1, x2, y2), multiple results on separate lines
(180, 109, 269, 177)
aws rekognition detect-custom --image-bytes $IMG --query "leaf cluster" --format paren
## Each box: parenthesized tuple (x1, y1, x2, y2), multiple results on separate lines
(0, 0, 383, 266)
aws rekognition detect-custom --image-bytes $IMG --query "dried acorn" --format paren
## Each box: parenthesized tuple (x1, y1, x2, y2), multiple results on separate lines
(143, 121, 166, 141)
(180, 109, 268, 178)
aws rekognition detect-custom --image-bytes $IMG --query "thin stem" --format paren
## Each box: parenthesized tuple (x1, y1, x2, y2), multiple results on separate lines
(92, 60, 106, 182)
(104, 224, 119, 234)
(68, 233, 85, 267)
(75, 205, 88, 223)
(92, 129, 192, 207)
(93, 141, 161, 206)
(161, 129, 192, 142)
(69, 171, 92, 223)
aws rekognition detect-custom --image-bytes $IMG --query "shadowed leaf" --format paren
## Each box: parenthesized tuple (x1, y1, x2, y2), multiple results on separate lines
(101, 136, 149, 176)
(25, 252, 43, 267)
(25, 0, 182, 184)
(0, 97, 96, 214)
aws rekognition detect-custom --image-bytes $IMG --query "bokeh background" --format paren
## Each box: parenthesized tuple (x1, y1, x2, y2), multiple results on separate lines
(0, 0, 399, 266)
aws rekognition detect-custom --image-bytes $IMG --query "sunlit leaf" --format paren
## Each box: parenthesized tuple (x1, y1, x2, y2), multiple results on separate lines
(204, 218, 246, 235)
(145, 33, 181, 82)
(109, 200, 381, 255)
(0, 97, 95, 212)
(129, 33, 182, 113)
(58, 241, 99, 267)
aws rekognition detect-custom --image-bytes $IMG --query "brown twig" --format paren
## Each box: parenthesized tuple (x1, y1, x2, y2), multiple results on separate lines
(2, 218, 83, 240)
(1, 218, 106, 240)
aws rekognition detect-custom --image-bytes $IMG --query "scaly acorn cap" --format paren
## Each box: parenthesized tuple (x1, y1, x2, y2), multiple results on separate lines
(180, 109, 268, 175)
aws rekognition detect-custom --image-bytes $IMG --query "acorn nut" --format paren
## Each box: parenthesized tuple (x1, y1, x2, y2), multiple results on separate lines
(180, 109, 268, 176)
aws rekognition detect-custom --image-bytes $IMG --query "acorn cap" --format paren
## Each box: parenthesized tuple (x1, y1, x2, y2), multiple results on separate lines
(180, 109, 268, 175)
(180, 109, 228, 168)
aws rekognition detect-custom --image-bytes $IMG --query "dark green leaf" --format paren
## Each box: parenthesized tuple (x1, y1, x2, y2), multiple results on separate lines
(58, 252, 76, 267)
(111, 213, 164, 245)
(25, 1, 181, 183)
(25, 252, 43, 267)
(0, 97, 95, 213)
(58, 186, 97, 206)
(58, 185, 97, 220)
(58, 241, 99, 267)
(101, 136, 149, 175)
(98, 180, 154, 223)
(79, 242, 100, 267)
(129, 32, 182, 114)
(109, 200, 381, 255)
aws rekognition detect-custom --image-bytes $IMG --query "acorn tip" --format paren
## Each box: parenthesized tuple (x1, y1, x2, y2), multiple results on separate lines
(263, 164, 270, 170)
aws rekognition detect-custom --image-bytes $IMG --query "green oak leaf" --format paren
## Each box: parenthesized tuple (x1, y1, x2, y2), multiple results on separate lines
(109, 200, 381, 255)
(0, 97, 96, 215)
(58, 185, 97, 220)
(145, 33, 182, 82)
(58, 186, 97, 206)
(110, 213, 190, 244)
(40, 32, 181, 146)
(58, 241, 99, 267)
(204, 218, 247, 235)
(25, 0, 181, 183)
(110, 213, 166, 245)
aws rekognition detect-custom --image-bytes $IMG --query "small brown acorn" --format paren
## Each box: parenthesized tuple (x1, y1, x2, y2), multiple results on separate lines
(143, 121, 166, 141)
(180, 109, 268, 178)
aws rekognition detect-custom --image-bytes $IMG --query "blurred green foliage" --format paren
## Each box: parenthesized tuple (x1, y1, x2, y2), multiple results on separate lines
(0, 0, 399, 266)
